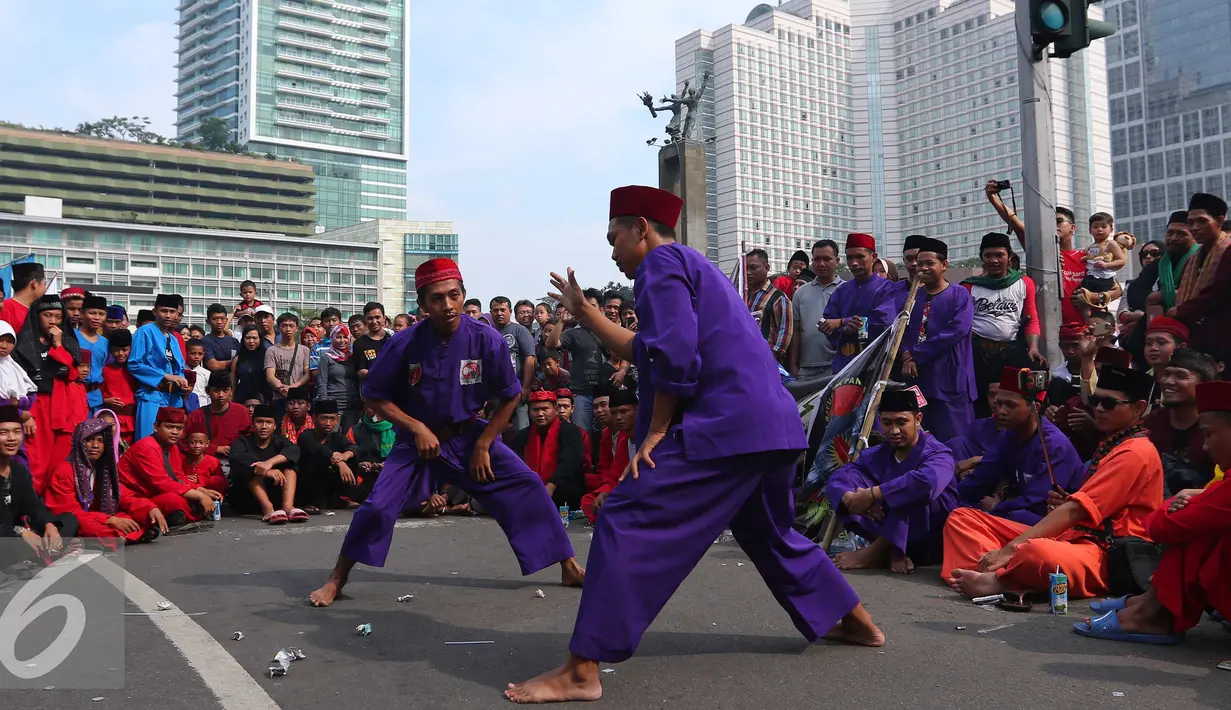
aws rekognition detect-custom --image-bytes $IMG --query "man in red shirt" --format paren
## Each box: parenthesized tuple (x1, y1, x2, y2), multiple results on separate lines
(118, 407, 220, 523)
(581, 389, 636, 522)
(0, 262, 48, 330)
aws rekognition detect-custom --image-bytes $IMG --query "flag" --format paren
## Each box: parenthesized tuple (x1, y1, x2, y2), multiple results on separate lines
(793, 313, 909, 542)
(0, 253, 39, 299)
(727, 241, 748, 302)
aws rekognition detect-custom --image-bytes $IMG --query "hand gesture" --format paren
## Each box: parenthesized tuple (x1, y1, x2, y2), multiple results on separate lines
(1028, 345, 1048, 367)
(593, 491, 609, 512)
(252, 460, 272, 477)
(548, 269, 589, 321)
(841, 317, 861, 335)
(48, 325, 62, 347)
(610, 369, 627, 388)
(817, 318, 842, 334)
(1168, 488, 1204, 513)
(1066, 409, 1096, 433)
(901, 356, 919, 379)
(469, 443, 494, 483)
(977, 547, 1013, 573)
(267, 469, 286, 486)
(106, 516, 141, 535)
(103, 397, 127, 408)
(412, 423, 440, 459)
(984, 180, 1002, 199)
(330, 451, 346, 466)
(42, 525, 63, 556)
(338, 461, 357, 486)
(1046, 487, 1068, 510)
(149, 508, 169, 533)
(622, 430, 665, 481)
(199, 486, 223, 501)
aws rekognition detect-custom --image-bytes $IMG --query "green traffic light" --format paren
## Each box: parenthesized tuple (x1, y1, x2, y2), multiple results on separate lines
(1038, 1, 1067, 31)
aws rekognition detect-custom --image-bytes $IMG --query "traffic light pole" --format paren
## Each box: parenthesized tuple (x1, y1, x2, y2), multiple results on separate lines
(1017, 1, 1063, 368)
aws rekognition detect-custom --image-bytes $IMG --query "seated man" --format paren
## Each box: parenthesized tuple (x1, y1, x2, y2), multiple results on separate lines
(581, 388, 637, 523)
(590, 389, 611, 469)
(118, 407, 220, 525)
(181, 430, 228, 501)
(347, 404, 392, 504)
(825, 387, 959, 574)
(183, 371, 251, 464)
(297, 399, 360, 513)
(1145, 348, 1218, 496)
(957, 368, 1085, 525)
(1046, 323, 1085, 409)
(946, 381, 1003, 476)
(45, 417, 166, 543)
(0, 404, 77, 567)
(1052, 345, 1130, 462)
(1074, 380, 1231, 643)
(229, 404, 305, 524)
(944, 364, 1163, 599)
(1141, 315, 1188, 405)
(281, 386, 314, 444)
(510, 390, 585, 510)
(555, 387, 591, 472)
(535, 350, 570, 391)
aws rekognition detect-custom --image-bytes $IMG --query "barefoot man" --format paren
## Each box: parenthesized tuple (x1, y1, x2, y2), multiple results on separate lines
(824, 387, 959, 574)
(310, 258, 584, 607)
(505, 186, 882, 704)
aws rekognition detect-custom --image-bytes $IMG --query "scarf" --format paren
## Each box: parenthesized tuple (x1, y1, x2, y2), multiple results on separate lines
(1176, 236, 1229, 306)
(94, 409, 123, 455)
(1157, 243, 1199, 310)
(524, 418, 561, 484)
(281, 414, 313, 444)
(364, 413, 394, 457)
(70, 417, 120, 516)
(327, 325, 351, 362)
(961, 269, 1025, 290)
(0, 322, 36, 400)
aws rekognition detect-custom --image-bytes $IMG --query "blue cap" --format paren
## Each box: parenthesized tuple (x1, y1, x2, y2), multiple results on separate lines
(105, 305, 126, 320)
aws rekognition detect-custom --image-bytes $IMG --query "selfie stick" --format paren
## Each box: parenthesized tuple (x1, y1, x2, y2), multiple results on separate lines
(1020, 368, 1058, 488)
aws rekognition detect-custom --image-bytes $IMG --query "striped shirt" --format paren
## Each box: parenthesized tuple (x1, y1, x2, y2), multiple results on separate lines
(746, 281, 794, 362)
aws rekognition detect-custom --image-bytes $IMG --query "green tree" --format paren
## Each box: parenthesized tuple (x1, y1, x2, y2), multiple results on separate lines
(73, 116, 167, 144)
(197, 117, 231, 151)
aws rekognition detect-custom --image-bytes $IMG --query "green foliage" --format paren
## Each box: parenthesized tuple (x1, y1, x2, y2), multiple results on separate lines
(197, 117, 231, 151)
(73, 115, 167, 144)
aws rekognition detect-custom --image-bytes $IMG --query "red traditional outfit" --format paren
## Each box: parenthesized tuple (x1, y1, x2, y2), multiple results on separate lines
(43, 418, 156, 543)
(581, 427, 632, 523)
(183, 400, 251, 457)
(118, 408, 208, 521)
(183, 454, 228, 498)
(0, 298, 29, 331)
(101, 361, 138, 442)
(1146, 382, 1231, 632)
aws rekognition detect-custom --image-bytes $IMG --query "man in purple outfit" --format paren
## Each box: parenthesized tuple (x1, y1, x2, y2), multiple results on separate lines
(898, 237, 977, 442)
(505, 186, 882, 704)
(821, 232, 898, 373)
(309, 258, 584, 608)
(825, 387, 958, 574)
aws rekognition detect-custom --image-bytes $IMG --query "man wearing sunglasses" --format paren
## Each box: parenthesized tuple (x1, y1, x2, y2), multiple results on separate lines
(943, 364, 1163, 601)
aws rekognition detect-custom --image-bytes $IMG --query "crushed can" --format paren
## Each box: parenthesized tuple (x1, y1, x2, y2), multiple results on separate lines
(1049, 567, 1068, 615)
(559, 505, 570, 529)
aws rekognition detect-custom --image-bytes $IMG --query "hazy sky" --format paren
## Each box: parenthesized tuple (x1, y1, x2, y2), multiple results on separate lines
(0, 0, 755, 305)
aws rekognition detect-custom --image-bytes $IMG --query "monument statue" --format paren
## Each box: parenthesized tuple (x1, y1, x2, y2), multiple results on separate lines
(639, 71, 711, 143)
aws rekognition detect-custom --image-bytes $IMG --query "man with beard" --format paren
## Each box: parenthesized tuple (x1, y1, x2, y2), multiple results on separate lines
(821, 233, 897, 373)
(1172, 193, 1231, 368)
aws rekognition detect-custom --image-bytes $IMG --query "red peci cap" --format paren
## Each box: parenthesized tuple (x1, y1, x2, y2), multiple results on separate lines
(555, 388, 573, 400)
(998, 367, 1045, 402)
(414, 258, 463, 290)
(846, 233, 876, 251)
(1146, 315, 1189, 343)
(528, 390, 556, 403)
(1196, 381, 1231, 413)
(60, 287, 86, 300)
(609, 186, 684, 229)
(1058, 322, 1085, 340)
(156, 407, 186, 424)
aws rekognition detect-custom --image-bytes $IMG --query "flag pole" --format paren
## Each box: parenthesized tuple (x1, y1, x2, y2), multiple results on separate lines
(740, 240, 748, 303)
(819, 275, 923, 552)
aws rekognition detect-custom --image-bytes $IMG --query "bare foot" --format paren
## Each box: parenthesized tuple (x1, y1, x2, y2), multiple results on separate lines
(833, 543, 889, 571)
(310, 578, 344, 607)
(890, 555, 915, 575)
(561, 558, 585, 588)
(946, 568, 1003, 599)
(505, 655, 602, 704)
(822, 603, 886, 647)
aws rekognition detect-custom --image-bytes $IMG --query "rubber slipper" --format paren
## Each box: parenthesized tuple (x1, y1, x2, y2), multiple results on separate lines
(268, 510, 288, 525)
(999, 591, 1033, 613)
(1090, 596, 1130, 614)
(288, 508, 309, 523)
(303, 506, 321, 515)
(1072, 610, 1184, 645)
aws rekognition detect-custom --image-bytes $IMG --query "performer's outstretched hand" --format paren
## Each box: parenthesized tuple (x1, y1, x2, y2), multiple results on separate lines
(549, 269, 589, 317)
(470, 444, 495, 483)
(622, 431, 664, 481)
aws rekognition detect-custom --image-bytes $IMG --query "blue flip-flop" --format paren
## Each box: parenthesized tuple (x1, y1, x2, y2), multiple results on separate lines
(1089, 595, 1130, 614)
(1073, 610, 1184, 645)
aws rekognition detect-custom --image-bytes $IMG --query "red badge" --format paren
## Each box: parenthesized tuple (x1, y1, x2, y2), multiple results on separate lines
(408, 363, 422, 387)
(459, 359, 481, 385)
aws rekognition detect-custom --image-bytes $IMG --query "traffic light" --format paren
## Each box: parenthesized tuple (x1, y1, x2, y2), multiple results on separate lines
(1053, 1, 1118, 59)
(1030, 0, 1072, 54)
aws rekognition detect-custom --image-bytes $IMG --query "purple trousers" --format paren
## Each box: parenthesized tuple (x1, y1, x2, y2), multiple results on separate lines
(569, 430, 859, 663)
(825, 468, 955, 564)
(339, 424, 575, 573)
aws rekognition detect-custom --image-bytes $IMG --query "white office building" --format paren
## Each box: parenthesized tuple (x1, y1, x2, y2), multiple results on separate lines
(677, 0, 1114, 269)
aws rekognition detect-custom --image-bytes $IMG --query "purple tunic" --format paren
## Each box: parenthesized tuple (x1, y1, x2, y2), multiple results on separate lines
(570, 243, 860, 663)
(338, 316, 574, 571)
(823, 275, 898, 372)
(957, 418, 1085, 525)
(902, 283, 976, 442)
(825, 433, 957, 562)
(945, 417, 1000, 462)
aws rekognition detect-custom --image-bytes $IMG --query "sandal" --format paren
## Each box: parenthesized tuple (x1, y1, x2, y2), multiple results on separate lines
(267, 510, 288, 525)
(1090, 595, 1130, 614)
(1000, 591, 1033, 613)
(303, 506, 321, 515)
(1073, 610, 1184, 645)
(288, 508, 309, 523)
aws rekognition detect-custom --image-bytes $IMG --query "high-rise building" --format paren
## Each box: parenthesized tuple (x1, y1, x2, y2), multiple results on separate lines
(175, 0, 408, 230)
(1105, 0, 1231, 241)
(316, 218, 459, 314)
(677, 1, 1113, 270)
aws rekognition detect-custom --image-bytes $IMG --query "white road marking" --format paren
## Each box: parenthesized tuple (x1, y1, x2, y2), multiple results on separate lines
(245, 518, 452, 537)
(88, 556, 280, 710)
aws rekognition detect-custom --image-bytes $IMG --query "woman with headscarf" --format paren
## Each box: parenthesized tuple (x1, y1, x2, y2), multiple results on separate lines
(301, 325, 323, 387)
(231, 324, 271, 406)
(872, 257, 900, 282)
(316, 324, 361, 432)
(0, 320, 39, 468)
(42, 417, 167, 544)
(14, 295, 87, 492)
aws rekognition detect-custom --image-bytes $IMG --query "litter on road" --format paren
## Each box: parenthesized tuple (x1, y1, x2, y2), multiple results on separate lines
(156, 601, 173, 610)
(534, 589, 546, 599)
(232, 631, 245, 641)
(601, 669, 616, 675)
(977, 624, 1014, 634)
(356, 623, 373, 636)
(398, 594, 415, 602)
(445, 641, 494, 645)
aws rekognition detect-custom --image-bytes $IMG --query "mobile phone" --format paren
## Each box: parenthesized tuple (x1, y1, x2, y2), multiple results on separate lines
(1089, 320, 1114, 338)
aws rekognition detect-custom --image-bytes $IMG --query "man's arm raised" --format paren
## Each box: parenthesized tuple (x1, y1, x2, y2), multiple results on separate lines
(549, 269, 634, 361)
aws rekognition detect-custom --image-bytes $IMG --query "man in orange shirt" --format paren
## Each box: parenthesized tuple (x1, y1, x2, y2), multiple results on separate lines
(943, 364, 1162, 600)
(1073, 380, 1231, 643)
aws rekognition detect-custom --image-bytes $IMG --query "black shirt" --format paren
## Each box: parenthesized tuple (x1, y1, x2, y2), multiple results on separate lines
(352, 334, 389, 376)
(558, 326, 605, 396)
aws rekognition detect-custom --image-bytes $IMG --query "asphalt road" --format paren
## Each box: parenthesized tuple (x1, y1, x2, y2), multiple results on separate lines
(2, 513, 1229, 709)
